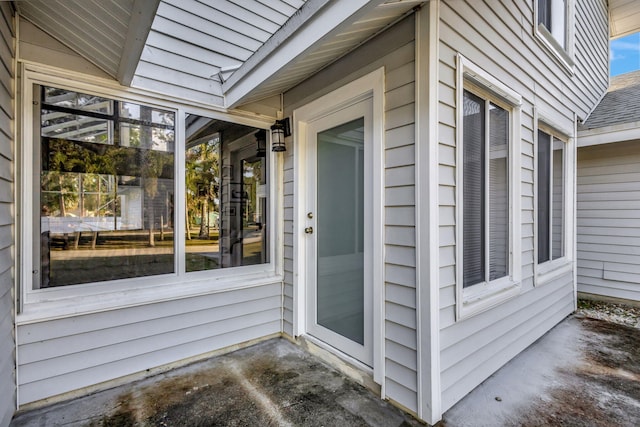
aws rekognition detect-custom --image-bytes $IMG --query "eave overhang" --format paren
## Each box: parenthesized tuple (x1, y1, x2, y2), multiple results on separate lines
(223, 0, 424, 109)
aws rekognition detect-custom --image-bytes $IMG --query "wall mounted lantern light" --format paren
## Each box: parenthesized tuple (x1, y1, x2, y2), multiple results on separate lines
(255, 129, 266, 157)
(271, 118, 290, 152)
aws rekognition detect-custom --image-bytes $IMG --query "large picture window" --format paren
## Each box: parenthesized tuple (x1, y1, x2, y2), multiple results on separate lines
(537, 129, 564, 264)
(34, 86, 271, 290)
(462, 89, 510, 288)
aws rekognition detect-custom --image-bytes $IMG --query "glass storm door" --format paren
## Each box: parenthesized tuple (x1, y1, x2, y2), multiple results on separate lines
(305, 98, 373, 366)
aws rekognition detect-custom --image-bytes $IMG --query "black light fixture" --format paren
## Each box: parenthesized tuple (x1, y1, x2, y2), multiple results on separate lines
(271, 118, 290, 152)
(255, 129, 267, 157)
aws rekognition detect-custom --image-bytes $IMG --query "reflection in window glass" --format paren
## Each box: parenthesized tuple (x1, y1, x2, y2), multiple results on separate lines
(37, 85, 175, 288)
(185, 114, 269, 272)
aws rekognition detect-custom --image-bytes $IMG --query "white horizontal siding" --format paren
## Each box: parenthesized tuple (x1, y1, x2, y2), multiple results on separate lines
(0, 3, 14, 425)
(437, 0, 604, 412)
(132, 0, 305, 106)
(282, 17, 418, 413)
(16, 283, 281, 405)
(577, 141, 640, 302)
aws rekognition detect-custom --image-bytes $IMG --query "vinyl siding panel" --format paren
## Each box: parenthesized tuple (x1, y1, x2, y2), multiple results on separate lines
(577, 141, 640, 302)
(16, 283, 281, 405)
(131, 0, 305, 107)
(0, 3, 14, 425)
(437, 0, 606, 412)
(282, 17, 418, 413)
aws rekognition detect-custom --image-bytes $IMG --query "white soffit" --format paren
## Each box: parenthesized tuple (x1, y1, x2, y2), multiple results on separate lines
(609, 0, 640, 39)
(15, 0, 160, 84)
(223, 0, 424, 108)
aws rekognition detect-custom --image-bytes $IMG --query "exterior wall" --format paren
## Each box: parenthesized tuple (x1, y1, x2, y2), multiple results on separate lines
(0, 4, 15, 426)
(17, 283, 281, 405)
(15, 14, 284, 406)
(437, 0, 608, 412)
(282, 17, 419, 412)
(577, 140, 640, 302)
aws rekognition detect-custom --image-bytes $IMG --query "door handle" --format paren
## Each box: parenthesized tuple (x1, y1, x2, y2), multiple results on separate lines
(304, 227, 313, 234)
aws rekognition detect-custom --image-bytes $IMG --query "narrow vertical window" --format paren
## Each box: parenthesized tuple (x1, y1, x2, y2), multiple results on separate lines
(463, 90, 485, 288)
(462, 89, 510, 288)
(537, 129, 564, 264)
(184, 114, 269, 272)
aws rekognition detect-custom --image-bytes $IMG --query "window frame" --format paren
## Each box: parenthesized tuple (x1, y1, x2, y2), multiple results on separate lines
(18, 64, 281, 322)
(455, 55, 522, 320)
(534, 113, 574, 286)
(534, 0, 575, 73)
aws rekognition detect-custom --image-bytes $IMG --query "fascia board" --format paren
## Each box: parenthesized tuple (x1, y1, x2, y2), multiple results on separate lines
(223, 0, 387, 108)
(578, 121, 640, 147)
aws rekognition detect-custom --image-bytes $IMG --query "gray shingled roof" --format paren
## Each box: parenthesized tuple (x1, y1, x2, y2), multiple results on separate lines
(580, 70, 640, 130)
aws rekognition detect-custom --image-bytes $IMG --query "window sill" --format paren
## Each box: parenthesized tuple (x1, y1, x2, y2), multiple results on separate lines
(18, 268, 283, 324)
(536, 258, 573, 287)
(457, 277, 521, 320)
(535, 24, 575, 76)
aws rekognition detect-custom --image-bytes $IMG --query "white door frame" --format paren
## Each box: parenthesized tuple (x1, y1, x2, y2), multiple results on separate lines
(292, 68, 385, 387)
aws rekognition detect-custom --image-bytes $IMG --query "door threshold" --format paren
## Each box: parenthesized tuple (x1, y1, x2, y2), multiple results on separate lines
(294, 334, 381, 397)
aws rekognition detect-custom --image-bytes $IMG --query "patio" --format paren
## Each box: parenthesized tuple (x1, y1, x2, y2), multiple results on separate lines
(10, 310, 640, 426)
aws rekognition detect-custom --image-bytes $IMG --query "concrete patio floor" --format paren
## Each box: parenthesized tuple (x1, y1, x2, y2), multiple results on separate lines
(10, 338, 421, 427)
(10, 313, 640, 426)
(443, 314, 640, 427)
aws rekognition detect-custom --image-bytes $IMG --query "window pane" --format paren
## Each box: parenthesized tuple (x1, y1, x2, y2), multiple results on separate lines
(463, 90, 485, 288)
(43, 86, 113, 114)
(489, 103, 509, 281)
(551, 0, 567, 49)
(41, 109, 112, 144)
(37, 87, 175, 288)
(538, 0, 551, 28)
(185, 114, 269, 272)
(552, 143, 564, 259)
(120, 102, 175, 127)
(120, 123, 175, 152)
(537, 130, 551, 264)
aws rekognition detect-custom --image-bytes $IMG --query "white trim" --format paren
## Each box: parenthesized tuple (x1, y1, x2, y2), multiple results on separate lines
(292, 68, 385, 389)
(19, 61, 278, 122)
(572, 114, 578, 311)
(455, 55, 522, 321)
(457, 55, 522, 107)
(415, 3, 441, 424)
(533, 109, 575, 287)
(224, 0, 387, 107)
(17, 66, 282, 323)
(578, 121, 640, 147)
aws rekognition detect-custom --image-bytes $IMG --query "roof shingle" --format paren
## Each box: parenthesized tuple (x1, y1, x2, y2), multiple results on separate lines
(580, 70, 640, 130)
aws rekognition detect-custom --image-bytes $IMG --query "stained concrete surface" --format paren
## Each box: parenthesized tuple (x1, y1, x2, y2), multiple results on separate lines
(442, 314, 640, 427)
(11, 314, 640, 427)
(10, 339, 421, 427)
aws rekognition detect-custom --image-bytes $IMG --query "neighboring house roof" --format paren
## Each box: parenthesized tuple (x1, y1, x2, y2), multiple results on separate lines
(578, 70, 640, 147)
(581, 70, 640, 130)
